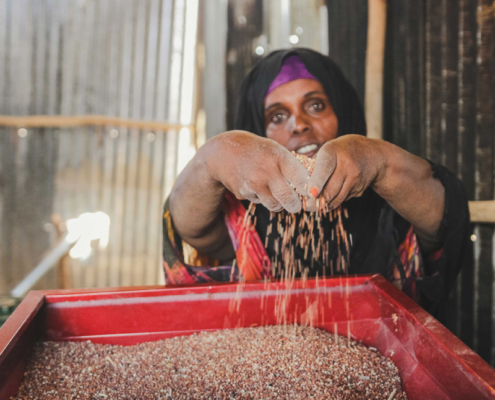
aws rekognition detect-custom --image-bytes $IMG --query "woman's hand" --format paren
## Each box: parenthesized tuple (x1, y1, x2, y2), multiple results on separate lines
(306, 135, 385, 211)
(306, 134, 445, 252)
(170, 130, 311, 260)
(205, 131, 310, 213)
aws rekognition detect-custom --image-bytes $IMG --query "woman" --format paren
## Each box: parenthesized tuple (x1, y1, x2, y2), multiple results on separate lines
(164, 48, 471, 321)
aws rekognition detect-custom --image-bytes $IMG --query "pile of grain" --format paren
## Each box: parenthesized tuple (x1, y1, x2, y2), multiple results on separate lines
(13, 325, 406, 400)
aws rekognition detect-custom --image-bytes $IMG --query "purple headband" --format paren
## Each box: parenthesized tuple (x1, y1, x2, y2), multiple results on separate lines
(266, 55, 318, 96)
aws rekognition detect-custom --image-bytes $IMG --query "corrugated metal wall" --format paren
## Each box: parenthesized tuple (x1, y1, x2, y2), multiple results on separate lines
(226, 0, 263, 131)
(327, 0, 368, 106)
(0, 0, 199, 295)
(328, 0, 495, 364)
(387, 0, 495, 365)
(0, 126, 172, 293)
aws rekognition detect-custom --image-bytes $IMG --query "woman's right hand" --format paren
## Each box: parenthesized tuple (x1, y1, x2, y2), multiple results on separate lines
(203, 131, 310, 213)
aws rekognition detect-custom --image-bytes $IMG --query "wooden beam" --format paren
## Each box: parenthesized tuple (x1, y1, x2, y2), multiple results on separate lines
(469, 201, 495, 223)
(365, 0, 387, 140)
(0, 115, 194, 132)
(51, 213, 72, 290)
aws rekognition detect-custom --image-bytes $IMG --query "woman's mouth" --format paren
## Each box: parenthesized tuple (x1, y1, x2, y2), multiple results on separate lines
(295, 143, 319, 157)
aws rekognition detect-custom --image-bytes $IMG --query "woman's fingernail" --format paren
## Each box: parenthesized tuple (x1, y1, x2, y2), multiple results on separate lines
(310, 187, 319, 197)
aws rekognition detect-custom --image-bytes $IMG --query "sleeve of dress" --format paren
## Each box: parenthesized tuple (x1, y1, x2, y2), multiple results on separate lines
(162, 197, 233, 285)
(415, 162, 473, 320)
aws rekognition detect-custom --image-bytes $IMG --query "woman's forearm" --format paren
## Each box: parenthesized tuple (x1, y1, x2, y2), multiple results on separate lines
(371, 140, 445, 252)
(169, 140, 235, 260)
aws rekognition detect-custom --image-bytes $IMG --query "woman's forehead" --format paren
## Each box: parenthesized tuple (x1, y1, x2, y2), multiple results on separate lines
(264, 79, 328, 109)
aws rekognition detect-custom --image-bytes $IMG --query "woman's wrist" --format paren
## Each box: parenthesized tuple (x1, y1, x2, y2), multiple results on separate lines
(197, 135, 227, 191)
(369, 140, 445, 245)
(367, 139, 393, 196)
(169, 144, 228, 243)
(369, 140, 423, 201)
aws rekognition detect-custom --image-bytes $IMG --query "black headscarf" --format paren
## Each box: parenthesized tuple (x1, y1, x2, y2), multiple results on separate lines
(234, 48, 366, 138)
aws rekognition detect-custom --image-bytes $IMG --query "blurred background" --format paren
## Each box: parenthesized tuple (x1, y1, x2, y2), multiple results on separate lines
(0, 0, 494, 365)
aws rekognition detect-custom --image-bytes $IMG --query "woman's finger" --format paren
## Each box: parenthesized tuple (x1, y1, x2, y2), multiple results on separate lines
(277, 148, 311, 197)
(347, 182, 366, 200)
(304, 196, 317, 212)
(239, 186, 262, 204)
(252, 184, 285, 212)
(268, 175, 302, 213)
(320, 168, 345, 205)
(241, 186, 284, 212)
(326, 177, 354, 210)
(307, 144, 337, 198)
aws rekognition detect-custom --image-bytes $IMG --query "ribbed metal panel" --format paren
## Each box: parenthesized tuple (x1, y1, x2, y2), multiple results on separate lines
(383, 0, 495, 364)
(327, 0, 495, 365)
(0, 0, 195, 294)
(327, 0, 368, 106)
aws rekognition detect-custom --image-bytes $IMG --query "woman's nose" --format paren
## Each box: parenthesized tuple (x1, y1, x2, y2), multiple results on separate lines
(288, 114, 311, 135)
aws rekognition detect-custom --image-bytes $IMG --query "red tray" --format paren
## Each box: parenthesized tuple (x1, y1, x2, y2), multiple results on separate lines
(1, 274, 494, 399)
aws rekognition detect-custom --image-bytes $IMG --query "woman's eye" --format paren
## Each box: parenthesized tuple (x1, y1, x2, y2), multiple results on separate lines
(271, 113, 287, 124)
(308, 100, 325, 112)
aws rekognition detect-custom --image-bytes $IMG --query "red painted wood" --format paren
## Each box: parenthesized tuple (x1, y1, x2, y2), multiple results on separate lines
(369, 275, 495, 398)
(1, 275, 494, 399)
(0, 291, 44, 399)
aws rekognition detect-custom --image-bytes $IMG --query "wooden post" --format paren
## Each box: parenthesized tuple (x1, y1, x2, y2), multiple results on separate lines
(365, 0, 387, 140)
(469, 201, 495, 224)
(51, 213, 72, 290)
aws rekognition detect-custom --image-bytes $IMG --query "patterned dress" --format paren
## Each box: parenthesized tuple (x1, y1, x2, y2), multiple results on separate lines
(162, 190, 441, 304)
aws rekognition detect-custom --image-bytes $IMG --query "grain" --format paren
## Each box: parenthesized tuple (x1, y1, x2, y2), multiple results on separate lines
(12, 325, 407, 400)
(255, 152, 351, 281)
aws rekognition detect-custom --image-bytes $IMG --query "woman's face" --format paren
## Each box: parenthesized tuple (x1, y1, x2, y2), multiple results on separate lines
(264, 79, 338, 158)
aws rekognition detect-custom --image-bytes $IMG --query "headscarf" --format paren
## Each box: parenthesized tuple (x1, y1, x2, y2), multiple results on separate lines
(234, 48, 366, 137)
(266, 55, 318, 95)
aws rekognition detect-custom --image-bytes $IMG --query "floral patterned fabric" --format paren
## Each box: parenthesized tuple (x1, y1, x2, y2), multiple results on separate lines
(390, 226, 423, 302)
(162, 192, 272, 284)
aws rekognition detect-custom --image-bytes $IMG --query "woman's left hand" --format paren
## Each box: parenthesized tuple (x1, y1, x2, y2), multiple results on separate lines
(306, 134, 385, 211)
(305, 134, 445, 252)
